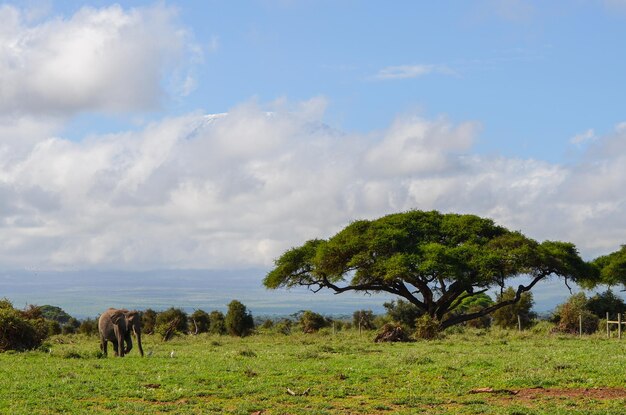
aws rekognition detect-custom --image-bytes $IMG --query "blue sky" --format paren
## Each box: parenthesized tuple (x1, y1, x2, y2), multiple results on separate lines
(53, 0, 626, 162)
(0, 0, 625, 274)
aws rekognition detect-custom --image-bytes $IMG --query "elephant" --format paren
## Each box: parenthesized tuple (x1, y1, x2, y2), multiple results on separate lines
(120, 309, 144, 357)
(98, 308, 144, 357)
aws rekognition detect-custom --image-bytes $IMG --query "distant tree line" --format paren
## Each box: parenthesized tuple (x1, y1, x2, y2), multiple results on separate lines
(2, 288, 625, 352)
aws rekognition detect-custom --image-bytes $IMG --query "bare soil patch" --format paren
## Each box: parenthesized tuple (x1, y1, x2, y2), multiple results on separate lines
(514, 387, 626, 400)
(471, 387, 626, 401)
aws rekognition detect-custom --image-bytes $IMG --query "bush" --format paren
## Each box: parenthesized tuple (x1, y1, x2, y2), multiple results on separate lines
(225, 300, 254, 337)
(492, 288, 535, 330)
(414, 315, 440, 340)
(156, 308, 188, 341)
(0, 301, 49, 352)
(62, 317, 81, 335)
(39, 305, 73, 324)
(78, 318, 98, 336)
(384, 299, 423, 329)
(299, 310, 329, 333)
(587, 290, 626, 319)
(554, 293, 598, 334)
(209, 310, 227, 335)
(273, 319, 293, 335)
(142, 309, 157, 335)
(352, 310, 376, 331)
(190, 309, 210, 334)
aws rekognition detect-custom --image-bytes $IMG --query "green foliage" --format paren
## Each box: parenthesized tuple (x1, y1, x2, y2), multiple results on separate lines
(298, 310, 329, 333)
(491, 288, 535, 329)
(586, 289, 626, 318)
(383, 299, 422, 329)
(155, 308, 188, 341)
(141, 309, 157, 335)
(264, 210, 589, 330)
(208, 310, 227, 335)
(591, 245, 626, 287)
(554, 293, 599, 334)
(61, 317, 81, 335)
(39, 305, 73, 324)
(352, 310, 376, 330)
(190, 309, 210, 334)
(0, 302, 49, 352)
(77, 318, 98, 336)
(414, 315, 440, 340)
(225, 300, 254, 337)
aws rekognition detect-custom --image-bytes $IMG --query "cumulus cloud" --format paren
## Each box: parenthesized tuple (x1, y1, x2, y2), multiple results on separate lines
(0, 3, 197, 116)
(0, 98, 625, 270)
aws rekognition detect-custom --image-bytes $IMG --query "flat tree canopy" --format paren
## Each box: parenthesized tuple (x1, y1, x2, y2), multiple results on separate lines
(264, 210, 592, 329)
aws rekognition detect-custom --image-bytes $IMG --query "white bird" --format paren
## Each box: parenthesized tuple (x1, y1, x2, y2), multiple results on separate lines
(170, 350, 175, 358)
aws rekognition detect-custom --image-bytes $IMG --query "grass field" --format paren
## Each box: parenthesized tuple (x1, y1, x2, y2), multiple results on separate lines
(2, 328, 626, 415)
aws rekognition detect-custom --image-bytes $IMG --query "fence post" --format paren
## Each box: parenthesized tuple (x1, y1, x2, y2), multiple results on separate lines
(579, 314, 582, 337)
(517, 314, 522, 332)
(619, 313, 622, 340)
(607, 312, 610, 338)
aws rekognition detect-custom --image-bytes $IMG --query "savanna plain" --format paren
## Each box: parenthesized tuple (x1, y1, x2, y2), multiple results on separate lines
(2, 328, 626, 415)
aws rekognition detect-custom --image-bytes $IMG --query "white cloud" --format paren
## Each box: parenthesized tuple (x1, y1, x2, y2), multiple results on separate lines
(570, 128, 597, 145)
(374, 64, 454, 80)
(0, 4, 196, 116)
(0, 99, 625, 270)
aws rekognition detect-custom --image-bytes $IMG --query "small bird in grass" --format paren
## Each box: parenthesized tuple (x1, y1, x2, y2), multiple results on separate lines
(170, 350, 175, 358)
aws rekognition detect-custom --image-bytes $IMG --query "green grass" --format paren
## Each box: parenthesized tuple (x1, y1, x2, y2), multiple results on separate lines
(2, 329, 626, 414)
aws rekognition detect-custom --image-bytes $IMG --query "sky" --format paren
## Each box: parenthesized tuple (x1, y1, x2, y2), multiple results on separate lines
(1, 1, 625, 287)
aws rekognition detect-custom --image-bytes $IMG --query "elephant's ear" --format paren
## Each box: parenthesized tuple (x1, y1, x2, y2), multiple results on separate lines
(111, 310, 125, 324)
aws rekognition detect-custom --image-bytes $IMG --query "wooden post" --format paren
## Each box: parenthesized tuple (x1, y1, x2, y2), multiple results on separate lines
(619, 313, 622, 340)
(607, 312, 610, 338)
(517, 314, 522, 332)
(579, 314, 582, 337)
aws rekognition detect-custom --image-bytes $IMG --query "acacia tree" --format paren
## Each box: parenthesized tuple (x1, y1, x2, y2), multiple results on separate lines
(264, 210, 592, 330)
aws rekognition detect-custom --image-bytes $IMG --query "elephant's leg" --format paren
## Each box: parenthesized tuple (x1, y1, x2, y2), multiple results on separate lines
(101, 338, 108, 357)
(112, 340, 119, 357)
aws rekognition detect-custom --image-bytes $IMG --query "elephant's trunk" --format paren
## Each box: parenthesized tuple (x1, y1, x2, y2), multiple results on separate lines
(116, 328, 125, 357)
(125, 332, 133, 354)
(135, 328, 144, 357)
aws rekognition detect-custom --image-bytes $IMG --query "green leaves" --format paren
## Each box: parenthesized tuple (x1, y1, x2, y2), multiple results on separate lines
(264, 210, 591, 330)
(591, 245, 626, 287)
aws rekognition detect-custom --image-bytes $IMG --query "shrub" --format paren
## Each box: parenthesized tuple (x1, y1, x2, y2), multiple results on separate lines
(492, 287, 535, 329)
(299, 310, 329, 333)
(587, 290, 626, 319)
(39, 305, 72, 325)
(156, 308, 188, 341)
(273, 319, 293, 335)
(383, 299, 422, 329)
(0, 302, 49, 352)
(352, 310, 376, 331)
(78, 318, 98, 336)
(62, 317, 81, 335)
(260, 319, 274, 330)
(209, 310, 227, 335)
(554, 293, 598, 334)
(142, 309, 157, 335)
(190, 309, 210, 334)
(414, 315, 440, 340)
(225, 300, 254, 337)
